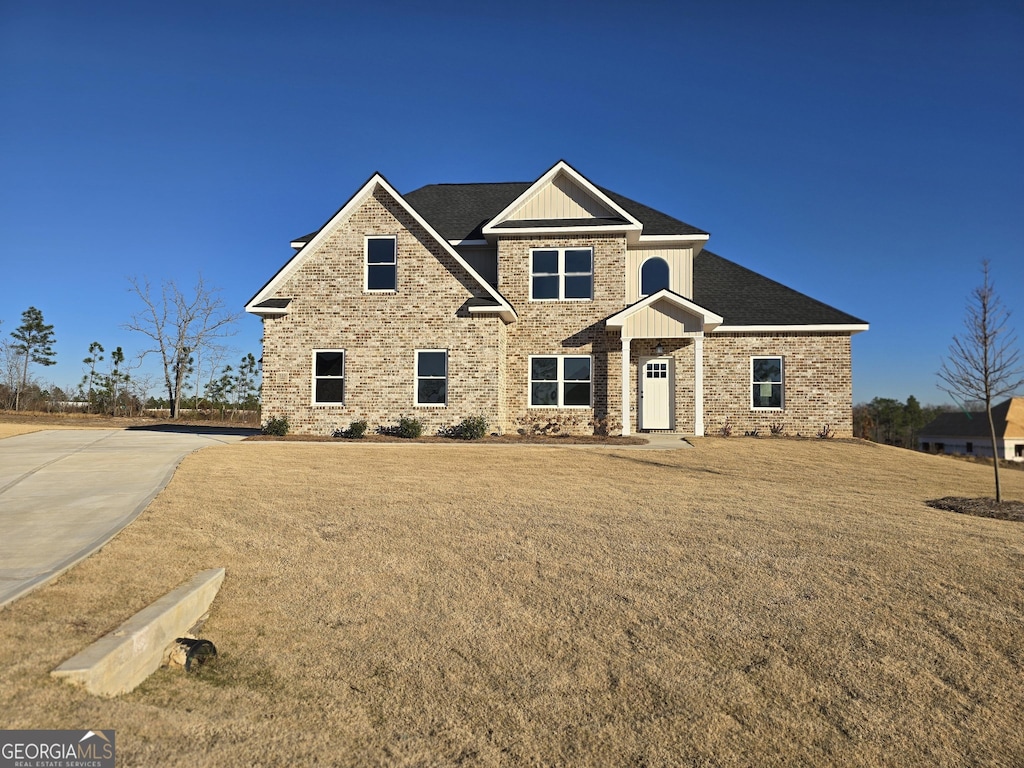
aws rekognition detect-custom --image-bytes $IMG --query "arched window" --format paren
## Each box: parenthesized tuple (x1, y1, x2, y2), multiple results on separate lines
(640, 257, 670, 296)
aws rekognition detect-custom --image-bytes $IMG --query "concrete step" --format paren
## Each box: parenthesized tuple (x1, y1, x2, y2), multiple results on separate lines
(52, 568, 225, 697)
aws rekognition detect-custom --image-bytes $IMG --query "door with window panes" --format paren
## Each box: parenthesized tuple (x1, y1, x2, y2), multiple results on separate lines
(640, 358, 672, 430)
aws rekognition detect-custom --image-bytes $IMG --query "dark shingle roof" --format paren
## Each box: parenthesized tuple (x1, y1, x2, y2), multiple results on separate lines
(285, 175, 864, 329)
(404, 183, 529, 241)
(693, 251, 867, 327)
(403, 182, 707, 241)
(253, 298, 291, 309)
(919, 399, 1021, 439)
(597, 187, 707, 236)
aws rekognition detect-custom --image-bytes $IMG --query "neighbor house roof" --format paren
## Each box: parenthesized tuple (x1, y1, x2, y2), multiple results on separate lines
(919, 398, 1024, 439)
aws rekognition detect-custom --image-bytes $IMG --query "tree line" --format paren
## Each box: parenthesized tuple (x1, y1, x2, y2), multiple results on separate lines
(852, 396, 955, 448)
(1, 276, 259, 420)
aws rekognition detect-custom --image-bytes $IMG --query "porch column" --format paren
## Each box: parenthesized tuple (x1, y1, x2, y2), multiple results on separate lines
(694, 334, 705, 436)
(621, 335, 632, 436)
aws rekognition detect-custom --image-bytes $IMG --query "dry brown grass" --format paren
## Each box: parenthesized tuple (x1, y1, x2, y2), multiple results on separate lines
(1, 438, 1022, 766)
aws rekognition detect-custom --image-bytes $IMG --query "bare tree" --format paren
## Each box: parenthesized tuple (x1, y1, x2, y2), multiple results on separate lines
(124, 276, 240, 419)
(938, 260, 1024, 502)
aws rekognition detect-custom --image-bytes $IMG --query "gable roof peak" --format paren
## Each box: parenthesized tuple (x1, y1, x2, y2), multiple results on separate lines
(481, 160, 644, 241)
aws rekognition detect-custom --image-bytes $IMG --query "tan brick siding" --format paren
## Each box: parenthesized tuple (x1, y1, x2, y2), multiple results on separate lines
(702, 332, 853, 437)
(261, 188, 505, 435)
(498, 235, 625, 434)
(257, 189, 856, 437)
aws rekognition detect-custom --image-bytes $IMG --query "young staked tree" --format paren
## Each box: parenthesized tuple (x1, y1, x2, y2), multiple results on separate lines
(938, 261, 1024, 502)
(124, 276, 240, 419)
(10, 306, 57, 411)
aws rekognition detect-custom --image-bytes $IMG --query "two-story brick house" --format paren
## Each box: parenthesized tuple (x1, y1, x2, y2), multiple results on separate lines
(246, 161, 867, 436)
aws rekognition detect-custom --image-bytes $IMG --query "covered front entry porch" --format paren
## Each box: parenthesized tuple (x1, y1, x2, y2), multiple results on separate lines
(606, 290, 723, 437)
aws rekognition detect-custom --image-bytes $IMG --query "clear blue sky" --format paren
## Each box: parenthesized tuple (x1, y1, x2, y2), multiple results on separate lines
(2, 0, 1022, 405)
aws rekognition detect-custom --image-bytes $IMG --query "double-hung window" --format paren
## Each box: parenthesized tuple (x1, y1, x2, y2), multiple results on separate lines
(529, 355, 592, 407)
(751, 356, 783, 409)
(366, 236, 397, 291)
(531, 248, 593, 300)
(415, 350, 447, 406)
(313, 350, 345, 404)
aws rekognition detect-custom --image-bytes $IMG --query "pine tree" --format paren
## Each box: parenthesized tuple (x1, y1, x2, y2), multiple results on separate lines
(10, 306, 56, 411)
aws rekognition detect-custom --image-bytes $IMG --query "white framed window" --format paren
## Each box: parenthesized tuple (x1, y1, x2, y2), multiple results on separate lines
(530, 248, 593, 300)
(529, 355, 592, 407)
(313, 350, 345, 404)
(365, 235, 397, 292)
(415, 349, 447, 406)
(640, 257, 670, 296)
(751, 356, 783, 410)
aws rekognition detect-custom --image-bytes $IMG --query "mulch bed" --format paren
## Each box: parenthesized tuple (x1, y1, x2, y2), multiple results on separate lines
(925, 497, 1024, 523)
(246, 433, 649, 445)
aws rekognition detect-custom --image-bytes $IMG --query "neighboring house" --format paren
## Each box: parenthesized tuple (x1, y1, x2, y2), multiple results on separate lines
(246, 160, 868, 436)
(918, 398, 1024, 461)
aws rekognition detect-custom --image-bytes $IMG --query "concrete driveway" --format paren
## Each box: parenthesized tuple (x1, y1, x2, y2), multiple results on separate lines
(0, 426, 253, 608)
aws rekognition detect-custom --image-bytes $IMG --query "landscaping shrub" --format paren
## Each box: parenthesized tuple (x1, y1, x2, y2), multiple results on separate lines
(334, 419, 368, 439)
(262, 417, 289, 436)
(397, 416, 424, 439)
(438, 415, 489, 440)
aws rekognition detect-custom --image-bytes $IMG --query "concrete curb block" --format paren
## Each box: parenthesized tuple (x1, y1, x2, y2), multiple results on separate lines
(51, 568, 225, 697)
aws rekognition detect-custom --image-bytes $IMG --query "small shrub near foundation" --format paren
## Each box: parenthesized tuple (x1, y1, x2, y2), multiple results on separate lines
(398, 416, 424, 439)
(438, 415, 489, 440)
(769, 421, 786, 436)
(817, 424, 836, 439)
(334, 419, 368, 439)
(719, 419, 733, 437)
(262, 417, 289, 436)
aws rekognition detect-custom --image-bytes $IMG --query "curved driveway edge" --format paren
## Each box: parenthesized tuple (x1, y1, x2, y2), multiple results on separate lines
(0, 427, 252, 609)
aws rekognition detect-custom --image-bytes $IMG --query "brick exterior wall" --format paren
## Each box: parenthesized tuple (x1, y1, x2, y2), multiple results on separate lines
(497, 235, 625, 434)
(629, 338, 697, 434)
(255, 187, 857, 438)
(702, 332, 854, 437)
(261, 188, 505, 435)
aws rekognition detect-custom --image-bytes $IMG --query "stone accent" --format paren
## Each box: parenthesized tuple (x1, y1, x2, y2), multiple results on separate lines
(702, 332, 854, 437)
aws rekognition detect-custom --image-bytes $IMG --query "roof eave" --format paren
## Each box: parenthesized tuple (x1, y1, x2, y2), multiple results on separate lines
(714, 323, 870, 334)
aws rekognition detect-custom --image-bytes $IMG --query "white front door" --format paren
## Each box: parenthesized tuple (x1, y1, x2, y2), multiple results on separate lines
(640, 357, 672, 430)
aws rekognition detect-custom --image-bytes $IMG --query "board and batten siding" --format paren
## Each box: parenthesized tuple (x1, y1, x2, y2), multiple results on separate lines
(620, 300, 703, 338)
(625, 247, 693, 303)
(509, 175, 610, 221)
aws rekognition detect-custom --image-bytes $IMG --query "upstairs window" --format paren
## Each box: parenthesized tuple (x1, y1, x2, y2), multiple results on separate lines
(313, 350, 345, 404)
(751, 356, 783, 409)
(530, 355, 592, 407)
(531, 248, 593, 300)
(366, 236, 397, 291)
(640, 257, 670, 296)
(415, 350, 447, 406)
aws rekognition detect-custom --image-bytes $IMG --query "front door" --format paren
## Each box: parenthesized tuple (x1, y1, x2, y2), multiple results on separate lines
(640, 357, 672, 430)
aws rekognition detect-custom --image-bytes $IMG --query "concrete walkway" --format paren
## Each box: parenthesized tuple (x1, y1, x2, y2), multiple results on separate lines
(0, 427, 253, 609)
